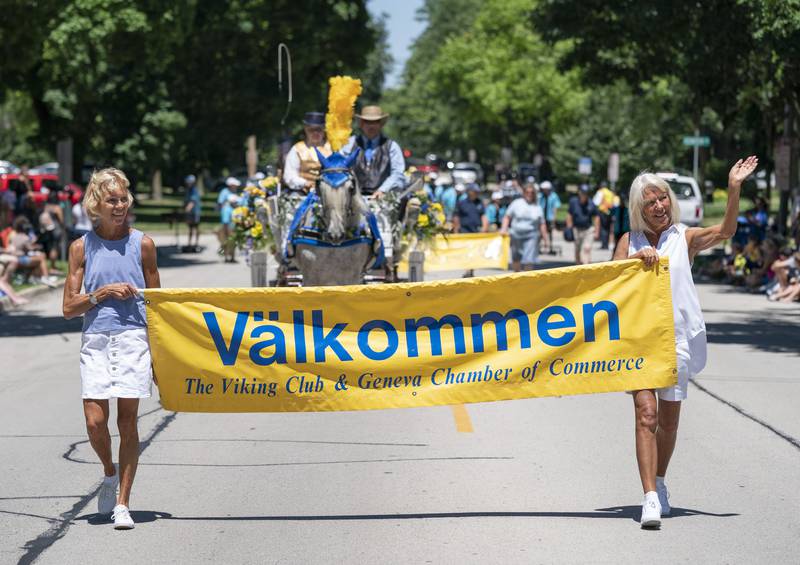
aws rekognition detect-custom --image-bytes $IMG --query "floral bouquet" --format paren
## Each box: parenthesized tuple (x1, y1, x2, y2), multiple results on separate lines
(402, 188, 448, 251)
(226, 176, 279, 259)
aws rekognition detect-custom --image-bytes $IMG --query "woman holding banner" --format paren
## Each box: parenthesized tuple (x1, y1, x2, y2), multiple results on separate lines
(63, 168, 161, 530)
(613, 156, 757, 528)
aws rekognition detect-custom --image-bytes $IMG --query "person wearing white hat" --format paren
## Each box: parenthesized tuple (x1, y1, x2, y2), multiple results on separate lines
(216, 177, 241, 263)
(539, 180, 560, 254)
(486, 190, 506, 230)
(341, 105, 406, 199)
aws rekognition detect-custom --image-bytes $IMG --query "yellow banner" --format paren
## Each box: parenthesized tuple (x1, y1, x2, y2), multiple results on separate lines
(145, 259, 676, 412)
(398, 233, 510, 272)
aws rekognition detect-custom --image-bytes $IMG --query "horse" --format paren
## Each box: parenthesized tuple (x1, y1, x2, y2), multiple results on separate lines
(290, 149, 381, 286)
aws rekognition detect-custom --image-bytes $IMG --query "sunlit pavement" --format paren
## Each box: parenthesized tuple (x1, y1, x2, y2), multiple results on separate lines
(2, 231, 798, 564)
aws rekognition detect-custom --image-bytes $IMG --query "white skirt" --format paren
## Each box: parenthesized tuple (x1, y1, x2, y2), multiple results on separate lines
(80, 327, 153, 399)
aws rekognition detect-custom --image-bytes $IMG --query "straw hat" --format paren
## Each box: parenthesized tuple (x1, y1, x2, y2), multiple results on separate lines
(355, 105, 389, 121)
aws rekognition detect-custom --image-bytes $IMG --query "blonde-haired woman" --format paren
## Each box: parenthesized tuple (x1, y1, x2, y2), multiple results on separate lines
(613, 156, 757, 528)
(63, 168, 161, 529)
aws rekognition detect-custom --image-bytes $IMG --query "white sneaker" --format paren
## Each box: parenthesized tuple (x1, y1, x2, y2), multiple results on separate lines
(640, 491, 662, 528)
(97, 473, 119, 515)
(657, 481, 671, 516)
(112, 504, 135, 530)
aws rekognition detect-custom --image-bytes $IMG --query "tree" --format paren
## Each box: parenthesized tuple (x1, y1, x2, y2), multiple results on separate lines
(384, 0, 584, 168)
(550, 80, 693, 186)
(535, 0, 800, 227)
(0, 1, 380, 183)
(381, 0, 484, 160)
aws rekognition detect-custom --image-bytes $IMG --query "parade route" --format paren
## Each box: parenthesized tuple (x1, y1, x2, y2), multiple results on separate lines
(1, 233, 799, 564)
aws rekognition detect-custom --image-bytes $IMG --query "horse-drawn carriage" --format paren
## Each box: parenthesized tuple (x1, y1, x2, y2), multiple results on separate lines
(231, 75, 445, 286)
(266, 162, 426, 287)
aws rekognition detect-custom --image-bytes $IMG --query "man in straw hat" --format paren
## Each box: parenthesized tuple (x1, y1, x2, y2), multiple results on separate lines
(341, 105, 406, 199)
(282, 111, 333, 193)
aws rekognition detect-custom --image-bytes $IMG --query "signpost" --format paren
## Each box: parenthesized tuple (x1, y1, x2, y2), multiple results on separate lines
(683, 131, 710, 179)
(681, 136, 711, 147)
(578, 157, 592, 175)
(607, 153, 619, 188)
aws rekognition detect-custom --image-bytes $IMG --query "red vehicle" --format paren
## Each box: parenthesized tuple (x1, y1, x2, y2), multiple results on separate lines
(0, 173, 82, 205)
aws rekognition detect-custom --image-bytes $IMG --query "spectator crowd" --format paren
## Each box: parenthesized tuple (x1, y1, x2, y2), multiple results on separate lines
(698, 202, 800, 303)
(0, 166, 90, 308)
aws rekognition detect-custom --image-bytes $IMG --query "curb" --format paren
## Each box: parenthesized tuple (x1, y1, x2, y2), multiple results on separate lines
(0, 279, 65, 314)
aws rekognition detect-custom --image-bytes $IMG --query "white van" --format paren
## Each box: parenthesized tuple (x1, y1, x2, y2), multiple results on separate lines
(656, 172, 704, 227)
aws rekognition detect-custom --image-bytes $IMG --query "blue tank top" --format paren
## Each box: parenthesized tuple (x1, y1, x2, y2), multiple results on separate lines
(82, 229, 147, 333)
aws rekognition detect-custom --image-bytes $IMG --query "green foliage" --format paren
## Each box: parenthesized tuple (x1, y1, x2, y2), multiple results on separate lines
(384, 0, 584, 165)
(0, 91, 52, 165)
(381, 0, 484, 159)
(0, 0, 380, 181)
(535, 0, 800, 182)
(550, 80, 692, 185)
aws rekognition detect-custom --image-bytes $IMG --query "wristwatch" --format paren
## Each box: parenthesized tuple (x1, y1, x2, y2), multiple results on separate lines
(88, 292, 98, 305)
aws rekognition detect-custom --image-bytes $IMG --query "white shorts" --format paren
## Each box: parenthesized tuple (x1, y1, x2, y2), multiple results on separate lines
(657, 339, 691, 401)
(80, 328, 153, 399)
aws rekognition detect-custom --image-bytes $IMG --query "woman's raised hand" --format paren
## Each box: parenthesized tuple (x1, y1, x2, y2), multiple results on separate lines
(728, 155, 758, 188)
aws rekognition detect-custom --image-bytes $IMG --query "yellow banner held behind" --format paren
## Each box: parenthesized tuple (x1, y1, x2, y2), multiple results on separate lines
(145, 259, 677, 413)
(398, 233, 510, 272)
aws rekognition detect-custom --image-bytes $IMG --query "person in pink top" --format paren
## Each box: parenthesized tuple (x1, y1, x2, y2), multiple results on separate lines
(613, 156, 758, 528)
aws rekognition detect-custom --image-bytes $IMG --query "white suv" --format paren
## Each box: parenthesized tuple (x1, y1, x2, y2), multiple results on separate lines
(656, 172, 704, 227)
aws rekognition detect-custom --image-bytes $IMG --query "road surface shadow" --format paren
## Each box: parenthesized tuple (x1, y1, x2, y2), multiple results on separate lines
(705, 317, 800, 355)
(77, 506, 738, 526)
(0, 313, 82, 337)
(156, 245, 219, 268)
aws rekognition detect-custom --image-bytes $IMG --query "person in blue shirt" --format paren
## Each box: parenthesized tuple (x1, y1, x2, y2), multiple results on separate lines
(62, 167, 162, 530)
(341, 105, 406, 199)
(566, 185, 600, 264)
(182, 174, 202, 252)
(453, 183, 488, 277)
(437, 177, 459, 222)
(539, 181, 561, 254)
(485, 190, 506, 229)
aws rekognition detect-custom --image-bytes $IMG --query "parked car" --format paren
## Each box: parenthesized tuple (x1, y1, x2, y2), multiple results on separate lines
(0, 173, 63, 205)
(518, 162, 539, 183)
(451, 162, 484, 185)
(656, 172, 704, 227)
(29, 162, 59, 175)
(0, 160, 20, 174)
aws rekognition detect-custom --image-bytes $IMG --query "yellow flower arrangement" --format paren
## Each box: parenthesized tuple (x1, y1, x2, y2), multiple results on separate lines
(401, 189, 449, 252)
(325, 76, 362, 152)
(258, 175, 279, 193)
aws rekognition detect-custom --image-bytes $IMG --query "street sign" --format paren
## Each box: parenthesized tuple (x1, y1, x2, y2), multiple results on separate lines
(682, 135, 710, 147)
(607, 153, 619, 183)
(578, 157, 592, 175)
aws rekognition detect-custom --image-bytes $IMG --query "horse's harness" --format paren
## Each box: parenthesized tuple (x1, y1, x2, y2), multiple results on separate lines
(284, 165, 384, 268)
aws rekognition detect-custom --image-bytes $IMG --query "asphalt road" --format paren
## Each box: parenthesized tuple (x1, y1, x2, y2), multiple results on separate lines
(1, 233, 798, 565)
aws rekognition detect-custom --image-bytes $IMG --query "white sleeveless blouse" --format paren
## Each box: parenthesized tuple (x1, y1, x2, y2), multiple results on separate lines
(629, 224, 707, 375)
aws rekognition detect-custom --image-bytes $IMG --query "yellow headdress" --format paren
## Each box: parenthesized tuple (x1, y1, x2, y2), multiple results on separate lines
(325, 76, 362, 152)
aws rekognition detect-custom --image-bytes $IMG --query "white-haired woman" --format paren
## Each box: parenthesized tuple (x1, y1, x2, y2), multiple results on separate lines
(613, 156, 757, 528)
(63, 168, 161, 530)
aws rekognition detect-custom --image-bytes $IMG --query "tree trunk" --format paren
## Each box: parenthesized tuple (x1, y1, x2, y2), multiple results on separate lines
(152, 169, 163, 201)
